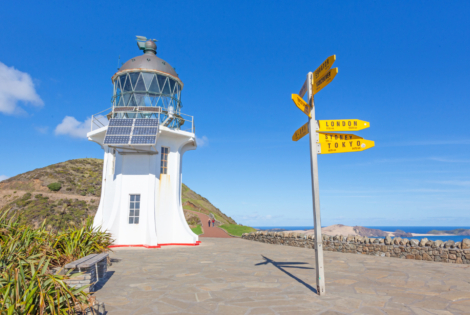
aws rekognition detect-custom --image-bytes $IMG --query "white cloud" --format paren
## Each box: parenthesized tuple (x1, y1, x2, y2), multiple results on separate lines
(0, 175, 9, 182)
(197, 136, 209, 147)
(0, 62, 43, 115)
(55, 116, 92, 139)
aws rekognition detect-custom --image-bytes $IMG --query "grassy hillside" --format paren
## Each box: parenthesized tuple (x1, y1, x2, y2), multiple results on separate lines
(0, 158, 244, 232)
(0, 158, 103, 197)
(182, 184, 237, 225)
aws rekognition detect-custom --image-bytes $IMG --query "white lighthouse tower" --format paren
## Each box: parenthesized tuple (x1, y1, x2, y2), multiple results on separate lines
(87, 36, 199, 248)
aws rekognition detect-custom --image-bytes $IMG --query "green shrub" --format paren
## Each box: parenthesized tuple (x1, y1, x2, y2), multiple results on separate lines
(47, 182, 62, 191)
(0, 210, 113, 313)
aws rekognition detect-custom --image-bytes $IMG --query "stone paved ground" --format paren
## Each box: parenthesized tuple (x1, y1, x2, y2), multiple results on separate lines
(95, 238, 470, 314)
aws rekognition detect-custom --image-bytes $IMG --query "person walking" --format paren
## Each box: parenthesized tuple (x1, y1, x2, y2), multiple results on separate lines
(212, 219, 215, 227)
(208, 219, 211, 227)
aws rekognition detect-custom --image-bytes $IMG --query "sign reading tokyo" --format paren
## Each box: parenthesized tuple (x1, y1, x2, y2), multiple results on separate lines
(313, 68, 338, 95)
(317, 132, 363, 143)
(314, 55, 336, 82)
(292, 94, 311, 118)
(317, 119, 370, 132)
(292, 122, 309, 141)
(318, 139, 375, 154)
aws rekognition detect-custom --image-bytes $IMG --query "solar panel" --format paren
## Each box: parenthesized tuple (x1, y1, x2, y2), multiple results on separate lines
(104, 136, 130, 144)
(104, 118, 159, 146)
(133, 127, 159, 135)
(131, 136, 156, 144)
(135, 119, 159, 126)
(106, 127, 132, 135)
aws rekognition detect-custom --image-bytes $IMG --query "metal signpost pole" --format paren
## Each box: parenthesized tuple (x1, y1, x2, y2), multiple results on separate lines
(307, 72, 326, 295)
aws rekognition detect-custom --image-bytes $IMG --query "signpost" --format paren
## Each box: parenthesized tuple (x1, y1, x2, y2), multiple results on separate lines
(305, 72, 326, 295)
(290, 56, 374, 296)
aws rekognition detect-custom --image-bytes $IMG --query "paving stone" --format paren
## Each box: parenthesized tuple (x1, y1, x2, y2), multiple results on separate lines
(149, 302, 180, 313)
(247, 308, 276, 315)
(216, 304, 249, 315)
(354, 286, 377, 295)
(384, 308, 412, 315)
(352, 306, 385, 315)
(439, 290, 470, 301)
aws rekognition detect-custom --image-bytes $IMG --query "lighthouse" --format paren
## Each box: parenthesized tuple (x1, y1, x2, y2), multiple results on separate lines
(87, 36, 198, 248)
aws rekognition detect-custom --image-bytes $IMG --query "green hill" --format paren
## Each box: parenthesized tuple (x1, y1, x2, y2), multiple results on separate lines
(0, 158, 243, 232)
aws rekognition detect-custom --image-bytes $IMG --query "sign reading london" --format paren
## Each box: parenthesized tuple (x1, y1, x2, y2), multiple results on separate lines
(318, 139, 375, 154)
(317, 119, 370, 132)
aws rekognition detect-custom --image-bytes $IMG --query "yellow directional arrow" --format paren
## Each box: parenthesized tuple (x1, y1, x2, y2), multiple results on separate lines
(317, 132, 363, 143)
(317, 119, 370, 132)
(318, 139, 375, 154)
(314, 55, 336, 82)
(291, 94, 311, 118)
(313, 68, 338, 95)
(292, 122, 309, 141)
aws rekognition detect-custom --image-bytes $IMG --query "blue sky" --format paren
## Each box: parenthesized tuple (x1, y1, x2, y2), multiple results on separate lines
(0, 1, 469, 226)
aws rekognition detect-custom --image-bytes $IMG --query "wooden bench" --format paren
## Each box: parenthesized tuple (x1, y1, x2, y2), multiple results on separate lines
(63, 253, 109, 293)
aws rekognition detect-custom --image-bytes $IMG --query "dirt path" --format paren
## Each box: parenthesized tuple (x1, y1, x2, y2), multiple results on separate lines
(187, 210, 232, 238)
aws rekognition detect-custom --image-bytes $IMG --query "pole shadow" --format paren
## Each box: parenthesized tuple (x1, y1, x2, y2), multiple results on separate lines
(255, 255, 317, 294)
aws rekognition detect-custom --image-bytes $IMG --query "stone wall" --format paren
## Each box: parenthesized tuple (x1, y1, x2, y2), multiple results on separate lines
(242, 231, 470, 264)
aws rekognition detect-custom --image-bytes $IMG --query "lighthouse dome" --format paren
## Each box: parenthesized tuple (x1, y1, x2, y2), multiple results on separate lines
(118, 51, 179, 78)
(111, 38, 183, 114)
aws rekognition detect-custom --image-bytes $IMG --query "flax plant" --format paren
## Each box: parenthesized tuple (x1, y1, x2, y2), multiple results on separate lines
(0, 210, 113, 314)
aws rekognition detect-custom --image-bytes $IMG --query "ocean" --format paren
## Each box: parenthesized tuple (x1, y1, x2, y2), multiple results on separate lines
(252, 226, 470, 243)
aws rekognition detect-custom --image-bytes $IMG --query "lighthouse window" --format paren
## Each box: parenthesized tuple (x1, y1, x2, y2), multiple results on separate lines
(129, 194, 140, 224)
(160, 147, 169, 174)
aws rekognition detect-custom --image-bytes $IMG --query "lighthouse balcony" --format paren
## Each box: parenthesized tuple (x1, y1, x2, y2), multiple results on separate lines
(89, 107, 195, 134)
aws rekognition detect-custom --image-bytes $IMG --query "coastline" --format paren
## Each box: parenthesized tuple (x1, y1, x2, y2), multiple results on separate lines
(411, 233, 452, 237)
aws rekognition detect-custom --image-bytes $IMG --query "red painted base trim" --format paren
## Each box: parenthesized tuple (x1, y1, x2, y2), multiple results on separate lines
(109, 242, 199, 249)
(159, 243, 200, 247)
